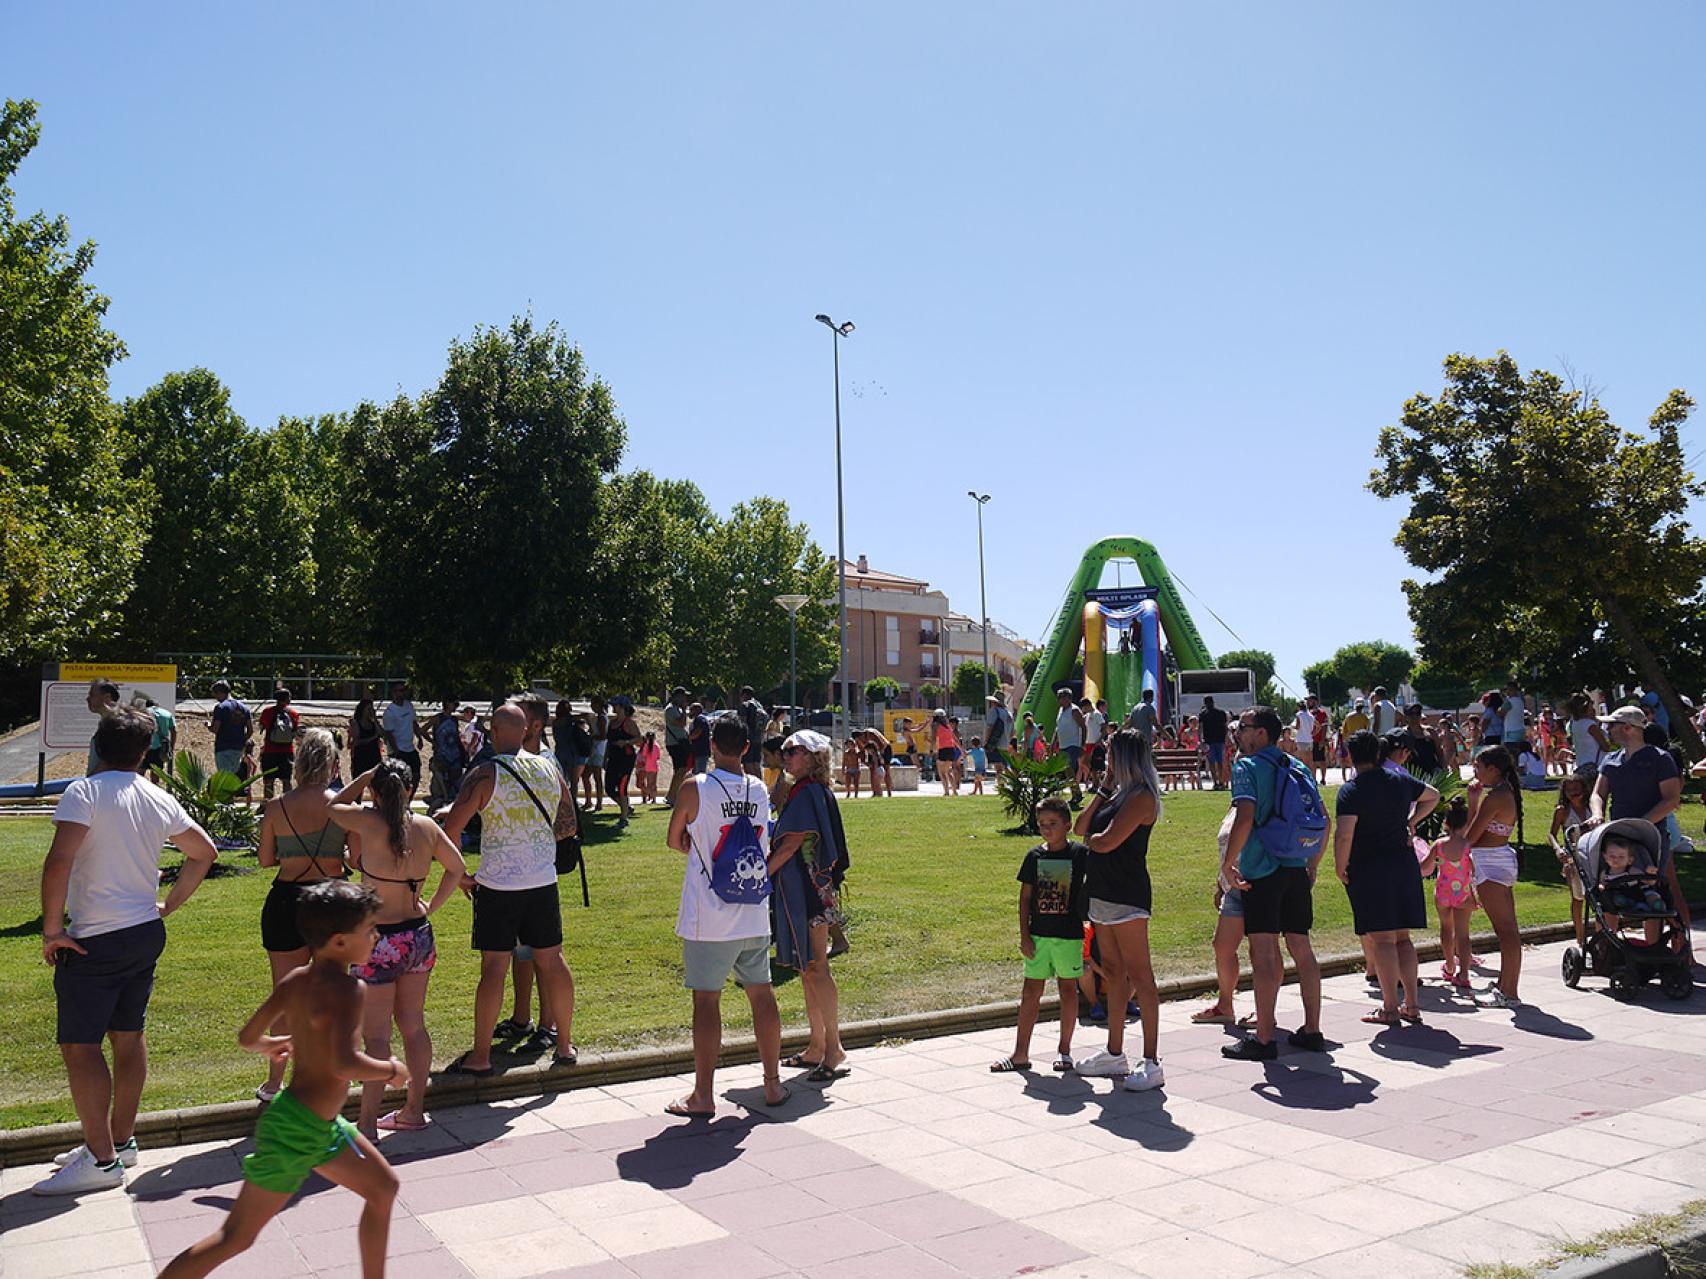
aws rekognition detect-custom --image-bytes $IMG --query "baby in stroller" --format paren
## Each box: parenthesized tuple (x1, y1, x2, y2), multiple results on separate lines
(1560, 818, 1693, 1000)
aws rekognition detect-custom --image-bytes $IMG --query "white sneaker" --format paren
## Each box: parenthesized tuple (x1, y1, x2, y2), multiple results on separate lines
(255, 1082, 281, 1103)
(33, 1147, 125, 1196)
(1074, 1050, 1130, 1078)
(1123, 1058, 1166, 1092)
(1474, 986, 1521, 1009)
(53, 1137, 138, 1168)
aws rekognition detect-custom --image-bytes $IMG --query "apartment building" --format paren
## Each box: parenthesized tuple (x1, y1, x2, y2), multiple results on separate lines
(830, 556, 949, 715)
(944, 611, 1032, 708)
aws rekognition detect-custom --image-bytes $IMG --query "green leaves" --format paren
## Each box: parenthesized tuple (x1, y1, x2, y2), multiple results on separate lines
(951, 661, 998, 710)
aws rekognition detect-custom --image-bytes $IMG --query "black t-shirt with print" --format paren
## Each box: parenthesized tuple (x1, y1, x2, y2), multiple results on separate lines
(1017, 840, 1088, 939)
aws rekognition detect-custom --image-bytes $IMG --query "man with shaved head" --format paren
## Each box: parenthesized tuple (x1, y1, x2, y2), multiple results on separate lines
(438, 703, 579, 1074)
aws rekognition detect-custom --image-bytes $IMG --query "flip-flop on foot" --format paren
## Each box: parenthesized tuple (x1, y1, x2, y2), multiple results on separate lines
(1052, 1054, 1073, 1072)
(664, 1100, 714, 1118)
(376, 1111, 430, 1132)
(989, 1056, 1031, 1073)
(1361, 1011, 1399, 1026)
(763, 1085, 793, 1108)
(806, 1064, 853, 1083)
(442, 1056, 495, 1078)
(781, 1053, 821, 1070)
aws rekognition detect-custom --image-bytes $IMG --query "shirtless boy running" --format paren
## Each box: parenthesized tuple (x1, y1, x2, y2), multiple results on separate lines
(158, 881, 405, 1278)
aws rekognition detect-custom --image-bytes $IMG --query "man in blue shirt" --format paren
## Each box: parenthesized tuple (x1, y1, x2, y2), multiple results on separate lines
(1591, 704, 1690, 945)
(1218, 707, 1329, 1061)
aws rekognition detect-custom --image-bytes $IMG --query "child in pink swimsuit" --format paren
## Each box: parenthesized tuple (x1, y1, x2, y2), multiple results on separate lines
(1420, 796, 1477, 987)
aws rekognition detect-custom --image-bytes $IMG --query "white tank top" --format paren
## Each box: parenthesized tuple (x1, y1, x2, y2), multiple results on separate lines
(477, 752, 560, 891)
(1056, 708, 1084, 749)
(677, 769, 772, 942)
(1569, 717, 1602, 767)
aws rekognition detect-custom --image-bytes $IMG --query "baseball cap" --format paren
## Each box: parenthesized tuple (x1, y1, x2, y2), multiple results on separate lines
(670, 685, 688, 697)
(1599, 705, 1646, 728)
(783, 729, 831, 754)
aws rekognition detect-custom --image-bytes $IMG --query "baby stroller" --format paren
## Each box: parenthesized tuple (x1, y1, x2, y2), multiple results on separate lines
(1558, 819, 1693, 1001)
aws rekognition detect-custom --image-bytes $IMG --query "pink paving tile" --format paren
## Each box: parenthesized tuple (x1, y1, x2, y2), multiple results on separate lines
(316, 1249, 475, 1279)
(1429, 1108, 1557, 1144)
(146, 1212, 288, 1257)
(127, 1151, 246, 1195)
(477, 1129, 590, 1166)
(571, 1114, 705, 1152)
(395, 1166, 525, 1213)
(815, 1243, 969, 1279)
(741, 1139, 873, 1179)
(849, 1191, 1008, 1243)
(693, 1182, 834, 1231)
(389, 1146, 497, 1183)
(727, 1118, 826, 1151)
(1494, 1092, 1622, 1125)
(623, 1235, 794, 1278)
(748, 1214, 904, 1267)
(793, 1164, 932, 1209)
(134, 1181, 248, 1223)
(917, 1220, 1087, 1278)
(527, 1263, 638, 1279)
(666, 1157, 783, 1202)
(279, 1184, 417, 1235)
(185, 1238, 311, 1278)
(1357, 1123, 1508, 1161)
(504, 1148, 622, 1192)
(293, 1215, 439, 1268)
(1553, 1080, 1674, 1109)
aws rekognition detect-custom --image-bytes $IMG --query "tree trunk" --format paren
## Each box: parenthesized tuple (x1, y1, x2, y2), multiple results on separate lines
(1600, 593, 1705, 762)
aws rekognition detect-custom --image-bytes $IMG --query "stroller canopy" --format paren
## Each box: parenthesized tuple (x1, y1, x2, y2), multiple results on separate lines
(1573, 817, 1664, 884)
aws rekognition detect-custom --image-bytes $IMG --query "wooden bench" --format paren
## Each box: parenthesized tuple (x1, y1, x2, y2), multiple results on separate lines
(1153, 747, 1204, 786)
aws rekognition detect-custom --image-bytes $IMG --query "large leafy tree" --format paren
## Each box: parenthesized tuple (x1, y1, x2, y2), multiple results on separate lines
(1372, 352, 1706, 757)
(0, 100, 150, 662)
(1327, 640, 1416, 696)
(1301, 660, 1350, 707)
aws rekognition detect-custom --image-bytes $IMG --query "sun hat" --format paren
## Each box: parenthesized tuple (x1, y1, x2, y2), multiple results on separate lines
(783, 729, 832, 754)
(1599, 705, 1646, 728)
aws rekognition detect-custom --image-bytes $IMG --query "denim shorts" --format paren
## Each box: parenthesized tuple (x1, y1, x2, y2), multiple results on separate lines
(1087, 897, 1151, 925)
(1219, 886, 1245, 918)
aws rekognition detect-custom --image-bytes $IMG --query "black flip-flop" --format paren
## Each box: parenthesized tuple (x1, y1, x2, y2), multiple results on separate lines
(805, 1064, 852, 1083)
(763, 1084, 793, 1108)
(443, 1056, 495, 1078)
(550, 1048, 579, 1068)
(781, 1053, 820, 1069)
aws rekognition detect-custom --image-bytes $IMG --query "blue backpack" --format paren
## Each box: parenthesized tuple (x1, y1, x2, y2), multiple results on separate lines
(700, 775, 772, 905)
(1255, 754, 1329, 865)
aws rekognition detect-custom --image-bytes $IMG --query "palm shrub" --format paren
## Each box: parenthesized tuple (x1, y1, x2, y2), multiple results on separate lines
(1408, 763, 1466, 842)
(996, 749, 1071, 834)
(150, 749, 261, 848)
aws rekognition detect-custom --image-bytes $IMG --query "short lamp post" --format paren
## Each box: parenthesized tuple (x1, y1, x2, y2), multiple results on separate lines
(775, 594, 810, 732)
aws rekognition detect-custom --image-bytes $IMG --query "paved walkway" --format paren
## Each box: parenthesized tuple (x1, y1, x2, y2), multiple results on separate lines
(5, 930, 1704, 1279)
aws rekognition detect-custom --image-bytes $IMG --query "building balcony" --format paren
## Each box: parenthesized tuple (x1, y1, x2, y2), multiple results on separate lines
(919, 662, 940, 680)
(919, 628, 941, 646)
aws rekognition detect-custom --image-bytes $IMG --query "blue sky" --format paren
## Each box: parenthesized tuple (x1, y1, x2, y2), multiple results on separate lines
(9, 3, 1705, 693)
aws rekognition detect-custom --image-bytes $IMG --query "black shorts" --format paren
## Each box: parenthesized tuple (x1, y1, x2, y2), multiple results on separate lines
(471, 883, 563, 953)
(937, 747, 961, 763)
(1311, 743, 1326, 763)
(262, 878, 317, 953)
(55, 918, 167, 1044)
(260, 751, 294, 779)
(1242, 865, 1315, 936)
(393, 750, 422, 785)
(667, 741, 690, 768)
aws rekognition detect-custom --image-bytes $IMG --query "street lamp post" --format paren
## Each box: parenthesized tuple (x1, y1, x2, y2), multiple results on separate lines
(815, 314, 854, 747)
(968, 491, 992, 704)
(774, 594, 809, 732)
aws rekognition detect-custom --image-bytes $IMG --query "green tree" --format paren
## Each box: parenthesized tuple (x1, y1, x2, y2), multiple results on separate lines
(952, 661, 999, 709)
(864, 676, 899, 705)
(1372, 352, 1706, 757)
(1020, 649, 1042, 683)
(1302, 659, 1350, 707)
(0, 100, 150, 663)
(918, 682, 942, 708)
(1329, 640, 1416, 698)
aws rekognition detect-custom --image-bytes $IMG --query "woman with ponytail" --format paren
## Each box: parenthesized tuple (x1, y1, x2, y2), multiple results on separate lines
(1073, 729, 1165, 1091)
(330, 758, 466, 1135)
(1464, 745, 1524, 1008)
(254, 727, 350, 1101)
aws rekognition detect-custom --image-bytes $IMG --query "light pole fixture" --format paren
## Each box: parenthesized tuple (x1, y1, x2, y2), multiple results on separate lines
(815, 314, 854, 747)
(774, 594, 809, 732)
(969, 491, 992, 705)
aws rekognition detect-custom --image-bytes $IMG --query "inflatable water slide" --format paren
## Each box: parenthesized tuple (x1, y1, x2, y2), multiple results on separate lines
(1018, 537, 1214, 736)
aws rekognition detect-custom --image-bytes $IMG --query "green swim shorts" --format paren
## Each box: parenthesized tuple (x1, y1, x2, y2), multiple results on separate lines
(242, 1087, 360, 1194)
(1022, 935, 1084, 981)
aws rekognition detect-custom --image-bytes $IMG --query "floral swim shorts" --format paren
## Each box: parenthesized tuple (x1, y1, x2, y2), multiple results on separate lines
(354, 918, 436, 986)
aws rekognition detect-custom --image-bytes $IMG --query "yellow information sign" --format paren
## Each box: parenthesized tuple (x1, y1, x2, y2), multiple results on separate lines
(60, 662, 178, 682)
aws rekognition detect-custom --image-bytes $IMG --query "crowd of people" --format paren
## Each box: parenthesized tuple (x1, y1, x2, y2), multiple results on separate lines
(32, 668, 1703, 1272)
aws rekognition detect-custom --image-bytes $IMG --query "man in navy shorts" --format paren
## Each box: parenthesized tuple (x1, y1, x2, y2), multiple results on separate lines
(36, 706, 218, 1195)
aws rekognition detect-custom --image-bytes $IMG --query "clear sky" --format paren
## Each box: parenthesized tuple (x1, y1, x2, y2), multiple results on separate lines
(9, 3, 1706, 693)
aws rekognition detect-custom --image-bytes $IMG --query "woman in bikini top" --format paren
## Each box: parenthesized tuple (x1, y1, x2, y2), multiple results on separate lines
(327, 759, 465, 1137)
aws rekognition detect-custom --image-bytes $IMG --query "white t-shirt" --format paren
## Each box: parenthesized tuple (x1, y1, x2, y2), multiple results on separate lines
(1055, 707, 1084, 749)
(1569, 717, 1603, 768)
(55, 771, 194, 939)
(1502, 695, 1527, 739)
(1295, 709, 1317, 743)
(382, 700, 417, 750)
(677, 769, 772, 942)
(1085, 710, 1107, 745)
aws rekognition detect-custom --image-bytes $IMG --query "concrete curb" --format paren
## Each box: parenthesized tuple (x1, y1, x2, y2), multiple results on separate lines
(0, 920, 1578, 1166)
(1538, 1219, 1706, 1278)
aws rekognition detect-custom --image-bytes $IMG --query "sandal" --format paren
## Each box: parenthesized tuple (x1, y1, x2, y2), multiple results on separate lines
(1190, 1006, 1234, 1024)
(781, 1052, 821, 1070)
(664, 1099, 715, 1118)
(989, 1056, 1031, 1073)
(1361, 1010, 1399, 1026)
(762, 1078, 792, 1108)
(442, 1055, 495, 1078)
(550, 1047, 579, 1068)
(806, 1064, 852, 1082)
(1399, 1007, 1423, 1024)
(376, 1111, 430, 1132)
(493, 1018, 534, 1039)
(1235, 1013, 1259, 1029)
(1052, 1054, 1073, 1072)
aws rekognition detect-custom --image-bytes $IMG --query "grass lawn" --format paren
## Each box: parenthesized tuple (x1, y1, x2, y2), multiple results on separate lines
(1, 787, 1694, 1129)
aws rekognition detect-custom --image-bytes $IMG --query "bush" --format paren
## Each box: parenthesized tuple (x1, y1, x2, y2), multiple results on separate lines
(996, 749, 1071, 834)
(150, 750, 260, 849)
(864, 677, 900, 705)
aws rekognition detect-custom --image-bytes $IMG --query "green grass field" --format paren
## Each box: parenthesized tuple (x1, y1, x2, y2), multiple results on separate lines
(2, 788, 1693, 1129)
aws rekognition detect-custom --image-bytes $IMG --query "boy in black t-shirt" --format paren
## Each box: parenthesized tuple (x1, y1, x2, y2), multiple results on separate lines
(992, 797, 1087, 1073)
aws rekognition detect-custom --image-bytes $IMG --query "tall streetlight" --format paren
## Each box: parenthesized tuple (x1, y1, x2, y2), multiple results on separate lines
(774, 594, 809, 731)
(815, 313, 854, 747)
(968, 492, 992, 704)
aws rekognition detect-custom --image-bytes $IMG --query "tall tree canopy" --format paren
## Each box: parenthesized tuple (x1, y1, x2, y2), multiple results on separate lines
(1372, 352, 1705, 756)
(0, 100, 149, 662)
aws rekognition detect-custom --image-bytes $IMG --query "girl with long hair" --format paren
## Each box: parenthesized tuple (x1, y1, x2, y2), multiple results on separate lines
(1072, 730, 1165, 1091)
(552, 699, 583, 802)
(349, 697, 382, 776)
(1420, 797, 1477, 988)
(329, 758, 466, 1135)
(1464, 746, 1524, 1008)
(254, 728, 349, 1101)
